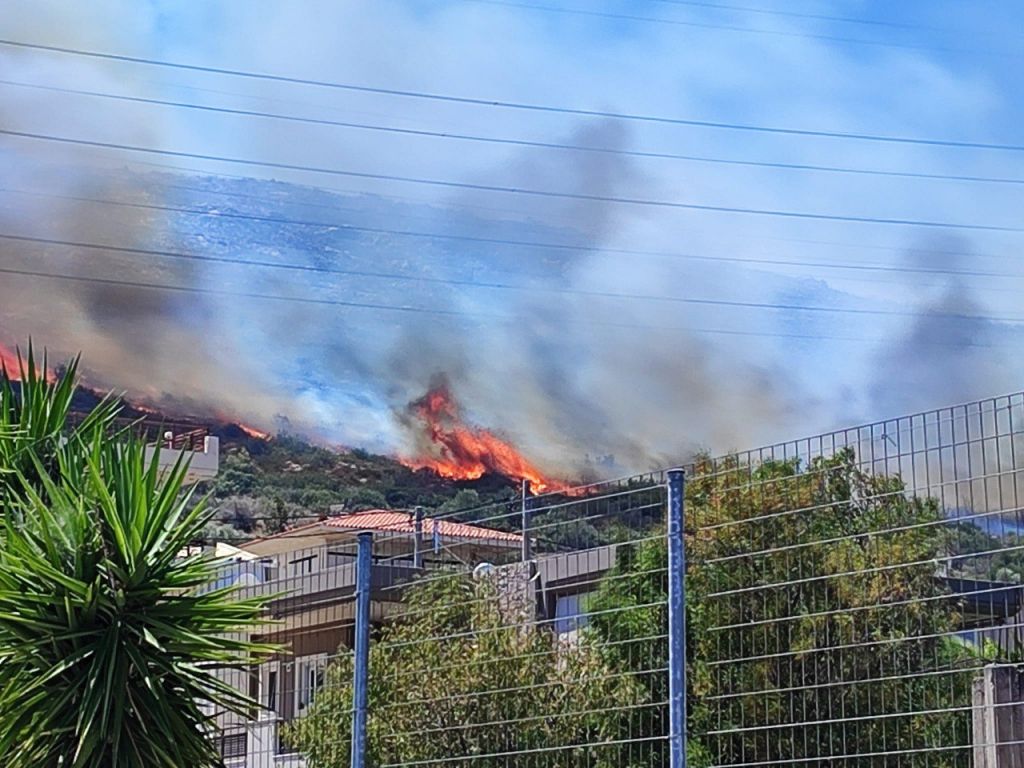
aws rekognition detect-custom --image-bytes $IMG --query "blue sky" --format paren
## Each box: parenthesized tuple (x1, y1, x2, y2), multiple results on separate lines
(0, 0, 1022, 474)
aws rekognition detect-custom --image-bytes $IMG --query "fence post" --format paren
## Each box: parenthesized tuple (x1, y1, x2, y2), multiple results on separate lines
(973, 664, 1024, 768)
(413, 506, 424, 568)
(351, 532, 373, 768)
(521, 479, 532, 562)
(667, 468, 687, 768)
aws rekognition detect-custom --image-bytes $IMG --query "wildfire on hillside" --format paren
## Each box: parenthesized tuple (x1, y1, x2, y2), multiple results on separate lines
(0, 342, 56, 383)
(238, 423, 272, 440)
(210, 408, 272, 440)
(403, 381, 570, 494)
(0, 344, 19, 376)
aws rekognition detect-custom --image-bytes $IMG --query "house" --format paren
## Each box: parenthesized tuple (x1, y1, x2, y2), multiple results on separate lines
(946, 576, 1024, 649)
(67, 410, 220, 482)
(146, 425, 219, 483)
(216, 509, 615, 767)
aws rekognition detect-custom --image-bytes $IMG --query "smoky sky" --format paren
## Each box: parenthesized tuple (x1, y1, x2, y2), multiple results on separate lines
(1, 0, 1022, 477)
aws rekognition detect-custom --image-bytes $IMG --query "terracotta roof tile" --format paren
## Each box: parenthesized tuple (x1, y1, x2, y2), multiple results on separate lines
(321, 509, 522, 542)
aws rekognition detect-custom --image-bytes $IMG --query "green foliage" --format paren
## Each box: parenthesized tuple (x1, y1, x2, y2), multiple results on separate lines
(436, 488, 482, 514)
(587, 537, 675, 767)
(946, 520, 1024, 584)
(284, 574, 644, 768)
(0, 344, 119, 509)
(267, 495, 295, 534)
(340, 487, 389, 512)
(211, 449, 260, 497)
(0, 348, 274, 767)
(591, 449, 975, 768)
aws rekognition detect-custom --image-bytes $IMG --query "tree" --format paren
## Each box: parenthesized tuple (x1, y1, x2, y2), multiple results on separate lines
(590, 449, 975, 768)
(437, 488, 482, 514)
(0, 350, 273, 767)
(284, 573, 644, 767)
(211, 448, 260, 497)
(0, 344, 118, 509)
(268, 495, 294, 534)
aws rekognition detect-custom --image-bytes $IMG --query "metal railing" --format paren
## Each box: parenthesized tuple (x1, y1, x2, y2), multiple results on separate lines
(217, 391, 1024, 768)
(688, 392, 1024, 768)
(66, 411, 210, 452)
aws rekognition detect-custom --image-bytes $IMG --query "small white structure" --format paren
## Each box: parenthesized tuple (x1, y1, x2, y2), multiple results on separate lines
(145, 434, 220, 483)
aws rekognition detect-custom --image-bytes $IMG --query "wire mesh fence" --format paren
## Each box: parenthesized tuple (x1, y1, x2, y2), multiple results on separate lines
(214, 391, 1024, 768)
(360, 479, 671, 768)
(219, 475, 672, 767)
(690, 391, 1024, 768)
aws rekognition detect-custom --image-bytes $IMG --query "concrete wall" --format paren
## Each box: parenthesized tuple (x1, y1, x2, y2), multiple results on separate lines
(145, 435, 219, 482)
(974, 665, 1024, 768)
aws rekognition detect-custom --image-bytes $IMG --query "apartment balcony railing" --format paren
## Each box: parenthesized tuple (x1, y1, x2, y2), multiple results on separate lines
(66, 412, 220, 481)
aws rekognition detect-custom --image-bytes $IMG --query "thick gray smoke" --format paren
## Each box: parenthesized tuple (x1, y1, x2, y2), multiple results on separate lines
(307, 118, 813, 474)
(2, 0, 1020, 480)
(0, 27, 290, 424)
(869, 237, 1019, 418)
(0, 104, 811, 476)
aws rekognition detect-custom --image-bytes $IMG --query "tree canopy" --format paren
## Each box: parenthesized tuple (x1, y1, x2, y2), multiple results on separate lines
(590, 449, 977, 767)
(0, 347, 272, 767)
(284, 573, 645, 767)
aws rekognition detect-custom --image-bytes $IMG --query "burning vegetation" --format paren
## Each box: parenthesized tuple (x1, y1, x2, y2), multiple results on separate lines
(1, 341, 272, 444)
(0, 342, 56, 383)
(403, 380, 569, 493)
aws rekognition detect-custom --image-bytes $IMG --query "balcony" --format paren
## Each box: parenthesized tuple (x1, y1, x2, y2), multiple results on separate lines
(67, 412, 220, 482)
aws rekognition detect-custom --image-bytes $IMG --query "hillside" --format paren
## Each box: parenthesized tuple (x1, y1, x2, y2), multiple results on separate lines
(38, 373, 522, 542)
(197, 434, 526, 543)
(2, 363, 634, 545)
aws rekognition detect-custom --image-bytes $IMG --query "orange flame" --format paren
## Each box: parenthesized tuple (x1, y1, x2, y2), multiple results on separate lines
(0, 344, 19, 378)
(238, 423, 271, 440)
(210, 408, 272, 441)
(0, 342, 56, 383)
(404, 381, 569, 494)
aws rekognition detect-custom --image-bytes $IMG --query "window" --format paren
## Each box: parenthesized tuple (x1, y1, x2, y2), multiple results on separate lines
(260, 661, 281, 715)
(288, 555, 317, 578)
(219, 731, 247, 759)
(554, 593, 591, 636)
(295, 654, 327, 715)
(266, 669, 278, 712)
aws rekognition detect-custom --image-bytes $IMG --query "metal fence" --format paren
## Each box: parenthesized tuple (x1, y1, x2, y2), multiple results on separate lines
(690, 391, 1024, 768)
(221, 391, 1024, 768)
(66, 410, 211, 451)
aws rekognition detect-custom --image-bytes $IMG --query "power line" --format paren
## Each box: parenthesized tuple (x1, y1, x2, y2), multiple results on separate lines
(1, 38, 1021, 153)
(0, 263, 1013, 349)
(3, 231, 1024, 324)
(460, 0, 968, 55)
(119, 157, 1024, 266)
(5, 79, 1024, 188)
(3, 129, 1020, 232)
(4, 185, 1021, 283)
(645, 0, 933, 30)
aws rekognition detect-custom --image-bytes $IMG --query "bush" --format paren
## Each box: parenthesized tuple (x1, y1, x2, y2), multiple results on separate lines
(0, 349, 273, 767)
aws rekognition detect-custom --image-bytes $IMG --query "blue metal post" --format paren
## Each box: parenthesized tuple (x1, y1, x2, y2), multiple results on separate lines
(521, 479, 532, 561)
(413, 506, 424, 569)
(667, 468, 687, 768)
(351, 532, 372, 768)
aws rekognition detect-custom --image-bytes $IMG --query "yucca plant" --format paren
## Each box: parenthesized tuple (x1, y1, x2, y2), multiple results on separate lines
(0, 351, 275, 767)
(0, 343, 120, 511)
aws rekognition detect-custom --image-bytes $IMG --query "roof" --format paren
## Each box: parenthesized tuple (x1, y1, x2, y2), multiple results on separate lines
(319, 510, 523, 542)
(239, 508, 522, 553)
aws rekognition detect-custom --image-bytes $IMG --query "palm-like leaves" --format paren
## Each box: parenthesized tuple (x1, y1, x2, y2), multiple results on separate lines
(0, 345, 273, 767)
(0, 343, 120, 508)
